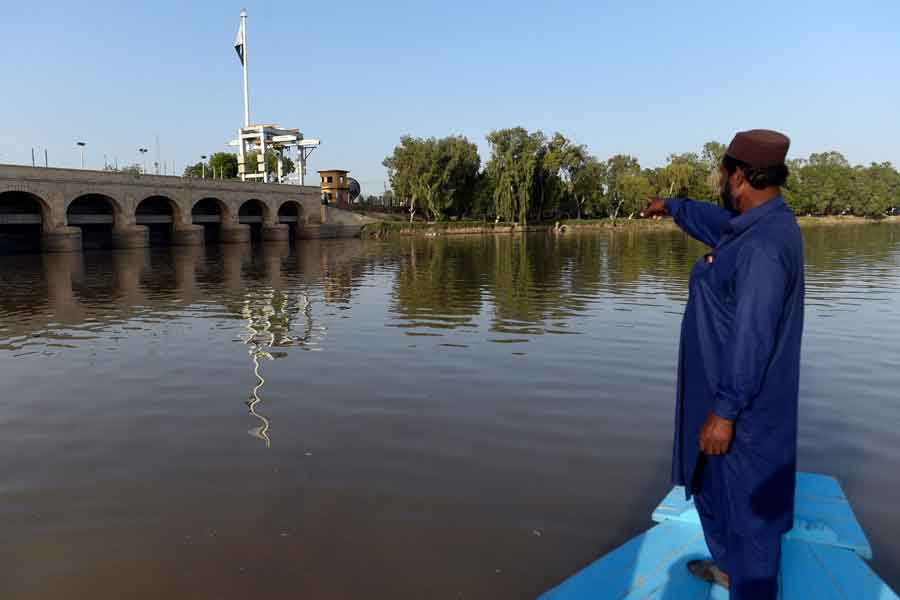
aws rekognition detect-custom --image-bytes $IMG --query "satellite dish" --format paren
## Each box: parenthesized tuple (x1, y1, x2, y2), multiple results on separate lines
(348, 177, 361, 203)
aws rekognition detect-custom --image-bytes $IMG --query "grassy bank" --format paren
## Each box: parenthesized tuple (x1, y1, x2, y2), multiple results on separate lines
(360, 220, 547, 238)
(797, 215, 900, 226)
(361, 215, 900, 239)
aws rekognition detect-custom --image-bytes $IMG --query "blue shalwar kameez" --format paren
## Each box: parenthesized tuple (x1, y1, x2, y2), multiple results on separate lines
(665, 196, 804, 599)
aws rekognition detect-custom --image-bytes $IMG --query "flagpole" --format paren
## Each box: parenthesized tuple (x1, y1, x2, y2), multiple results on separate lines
(241, 8, 250, 128)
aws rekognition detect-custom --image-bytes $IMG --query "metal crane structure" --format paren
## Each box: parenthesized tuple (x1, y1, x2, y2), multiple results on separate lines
(228, 126, 320, 185)
(229, 9, 320, 185)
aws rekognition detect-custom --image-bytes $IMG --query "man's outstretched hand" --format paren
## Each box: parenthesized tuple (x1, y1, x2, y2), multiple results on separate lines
(641, 197, 669, 220)
(699, 413, 734, 455)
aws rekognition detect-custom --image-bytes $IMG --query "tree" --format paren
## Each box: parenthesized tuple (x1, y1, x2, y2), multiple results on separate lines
(184, 150, 293, 181)
(382, 132, 900, 222)
(809, 151, 850, 168)
(572, 157, 605, 219)
(383, 135, 480, 222)
(537, 133, 584, 219)
(485, 127, 547, 224)
(701, 141, 727, 169)
(471, 171, 496, 219)
(600, 155, 651, 221)
(438, 136, 481, 218)
(700, 141, 727, 198)
(382, 189, 395, 211)
(657, 153, 706, 198)
(209, 152, 239, 179)
(794, 152, 853, 215)
(183, 161, 204, 178)
(184, 152, 240, 179)
(543, 133, 592, 219)
(854, 162, 900, 217)
(246, 150, 295, 180)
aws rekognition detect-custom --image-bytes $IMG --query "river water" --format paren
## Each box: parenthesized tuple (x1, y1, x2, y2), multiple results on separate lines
(1, 225, 898, 599)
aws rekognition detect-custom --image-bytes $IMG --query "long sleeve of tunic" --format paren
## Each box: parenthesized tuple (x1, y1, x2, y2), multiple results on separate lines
(664, 198, 733, 247)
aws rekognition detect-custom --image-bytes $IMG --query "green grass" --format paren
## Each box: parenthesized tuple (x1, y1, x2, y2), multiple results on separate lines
(360, 214, 895, 239)
(360, 220, 517, 237)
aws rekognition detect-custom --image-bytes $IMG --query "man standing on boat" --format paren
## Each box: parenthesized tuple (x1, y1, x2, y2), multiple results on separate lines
(643, 130, 804, 600)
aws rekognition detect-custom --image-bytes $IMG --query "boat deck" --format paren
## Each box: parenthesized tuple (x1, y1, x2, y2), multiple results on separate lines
(540, 472, 898, 599)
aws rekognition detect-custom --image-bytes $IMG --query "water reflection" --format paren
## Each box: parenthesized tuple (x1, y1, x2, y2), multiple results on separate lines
(1, 225, 900, 598)
(387, 232, 698, 340)
(241, 290, 276, 447)
(385, 225, 900, 340)
(239, 287, 324, 446)
(1, 225, 897, 354)
(0, 241, 362, 448)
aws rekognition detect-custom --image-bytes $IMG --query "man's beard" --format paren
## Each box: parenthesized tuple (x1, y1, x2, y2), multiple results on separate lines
(719, 180, 739, 214)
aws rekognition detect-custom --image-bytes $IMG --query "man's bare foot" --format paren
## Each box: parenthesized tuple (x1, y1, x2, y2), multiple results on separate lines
(687, 559, 730, 589)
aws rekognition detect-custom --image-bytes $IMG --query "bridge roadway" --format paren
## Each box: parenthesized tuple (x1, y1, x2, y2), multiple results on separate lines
(0, 163, 369, 252)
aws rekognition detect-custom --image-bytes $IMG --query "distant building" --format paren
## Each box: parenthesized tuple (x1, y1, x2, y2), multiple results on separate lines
(318, 169, 350, 206)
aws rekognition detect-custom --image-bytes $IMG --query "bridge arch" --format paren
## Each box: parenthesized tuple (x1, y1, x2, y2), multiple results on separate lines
(278, 200, 304, 243)
(67, 193, 123, 250)
(277, 200, 303, 219)
(238, 199, 269, 243)
(136, 195, 180, 246)
(65, 192, 125, 218)
(192, 197, 230, 243)
(0, 190, 50, 253)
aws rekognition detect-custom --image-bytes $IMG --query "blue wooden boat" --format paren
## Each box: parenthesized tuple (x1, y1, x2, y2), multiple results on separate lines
(540, 472, 898, 599)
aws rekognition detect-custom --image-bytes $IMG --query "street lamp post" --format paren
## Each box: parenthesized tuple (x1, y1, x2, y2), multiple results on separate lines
(76, 141, 86, 168)
(138, 148, 148, 174)
(201, 155, 208, 179)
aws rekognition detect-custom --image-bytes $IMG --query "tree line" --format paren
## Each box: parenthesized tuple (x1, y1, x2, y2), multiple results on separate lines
(182, 151, 295, 180)
(383, 129, 900, 222)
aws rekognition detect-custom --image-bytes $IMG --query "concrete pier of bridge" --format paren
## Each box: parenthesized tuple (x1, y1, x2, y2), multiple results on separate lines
(0, 164, 370, 254)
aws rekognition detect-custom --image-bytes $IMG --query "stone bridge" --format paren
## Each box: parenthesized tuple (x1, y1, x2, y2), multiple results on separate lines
(0, 163, 370, 252)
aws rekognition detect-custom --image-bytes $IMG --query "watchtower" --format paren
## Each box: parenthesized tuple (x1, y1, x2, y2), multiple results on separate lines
(318, 170, 350, 206)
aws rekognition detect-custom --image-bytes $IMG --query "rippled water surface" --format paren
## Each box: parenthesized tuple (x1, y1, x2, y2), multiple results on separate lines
(1, 225, 899, 598)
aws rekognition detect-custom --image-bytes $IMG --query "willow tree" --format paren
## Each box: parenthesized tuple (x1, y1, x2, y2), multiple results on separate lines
(572, 157, 605, 219)
(544, 133, 590, 219)
(486, 128, 548, 224)
(384, 135, 480, 222)
(657, 153, 707, 198)
(700, 141, 727, 198)
(601, 155, 651, 221)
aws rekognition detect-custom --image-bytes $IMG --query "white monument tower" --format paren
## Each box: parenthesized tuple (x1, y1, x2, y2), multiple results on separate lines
(230, 9, 320, 184)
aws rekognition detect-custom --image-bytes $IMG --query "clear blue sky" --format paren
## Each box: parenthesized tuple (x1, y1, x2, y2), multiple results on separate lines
(3, 0, 898, 195)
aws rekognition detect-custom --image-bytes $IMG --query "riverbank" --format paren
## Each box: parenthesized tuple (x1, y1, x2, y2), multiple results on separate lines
(797, 215, 900, 226)
(360, 215, 900, 238)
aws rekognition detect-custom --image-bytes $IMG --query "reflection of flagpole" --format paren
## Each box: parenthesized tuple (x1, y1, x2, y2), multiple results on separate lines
(238, 288, 323, 446)
(243, 293, 274, 447)
(248, 348, 271, 447)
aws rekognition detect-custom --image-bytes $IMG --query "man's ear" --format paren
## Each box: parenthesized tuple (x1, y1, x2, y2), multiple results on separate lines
(732, 168, 746, 189)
